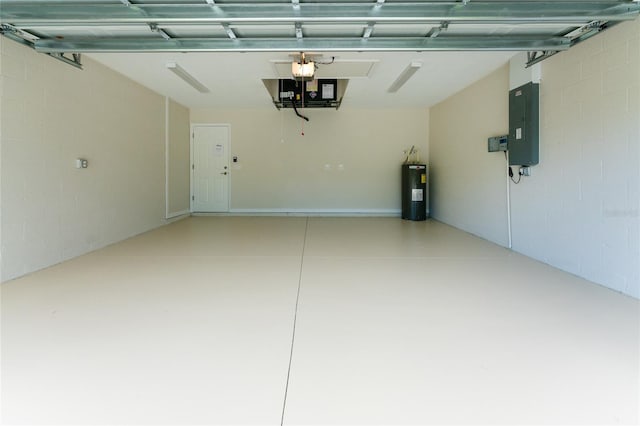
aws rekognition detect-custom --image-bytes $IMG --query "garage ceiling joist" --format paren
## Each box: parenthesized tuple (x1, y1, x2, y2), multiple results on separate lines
(1, 0, 639, 68)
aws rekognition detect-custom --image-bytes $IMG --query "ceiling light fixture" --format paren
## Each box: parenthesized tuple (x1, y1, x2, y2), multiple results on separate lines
(292, 53, 315, 81)
(387, 61, 422, 93)
(166, 62, 210, 93)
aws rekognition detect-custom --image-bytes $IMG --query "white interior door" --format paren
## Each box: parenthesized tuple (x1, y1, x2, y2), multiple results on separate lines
(191, 125, 230, 212)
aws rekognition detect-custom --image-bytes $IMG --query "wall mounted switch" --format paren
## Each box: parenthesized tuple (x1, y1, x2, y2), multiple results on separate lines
(488, 135, 508, 152)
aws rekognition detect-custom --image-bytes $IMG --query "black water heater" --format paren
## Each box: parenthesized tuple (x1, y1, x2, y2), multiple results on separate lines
(401, 164, 427, 221)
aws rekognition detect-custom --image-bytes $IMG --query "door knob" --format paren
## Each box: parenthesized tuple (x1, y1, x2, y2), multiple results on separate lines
(221, 172, 228, 175)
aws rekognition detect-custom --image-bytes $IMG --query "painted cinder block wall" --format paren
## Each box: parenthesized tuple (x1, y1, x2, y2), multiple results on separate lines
(0, 38, 168, 281)
(430, 19, 640, 298)
(510, 19, 640, 298)
(429, 63, 510, 247)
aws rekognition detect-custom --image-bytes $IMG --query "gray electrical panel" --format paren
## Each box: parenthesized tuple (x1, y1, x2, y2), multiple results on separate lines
(508, 82, 539, 166)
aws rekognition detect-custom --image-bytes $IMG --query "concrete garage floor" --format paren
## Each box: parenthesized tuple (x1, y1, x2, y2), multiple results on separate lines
(1, 217, 638, 424)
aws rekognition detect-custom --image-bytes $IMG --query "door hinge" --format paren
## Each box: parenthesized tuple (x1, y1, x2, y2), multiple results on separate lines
(192, 195, 194, 201)
(192, 164, 194, 170)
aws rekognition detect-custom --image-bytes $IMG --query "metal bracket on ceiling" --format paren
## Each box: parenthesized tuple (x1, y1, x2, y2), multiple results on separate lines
(525, 51, 558, 68)
(566, 20, 608, 45)
(363, 22, 375, 39)
(149, 23, 171, 40)
(429, 21, 449, 38)
(1, 23, 82, 69)
(222, 23, 237, 39)
(526, 20, 608, 67)
(0, 23, 37, 48)
(47, 52, 83, 69)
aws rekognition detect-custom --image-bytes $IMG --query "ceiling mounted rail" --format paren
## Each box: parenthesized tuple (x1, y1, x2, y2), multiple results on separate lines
(30, 36, 573, 53)
(1, 2, 638, 25)
(1, 0, 638, 68)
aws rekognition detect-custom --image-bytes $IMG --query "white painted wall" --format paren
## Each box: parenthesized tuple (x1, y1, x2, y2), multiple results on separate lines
(509, 52, 541, 90)
(429, 19, 639, 299)
(166, 98, 190, 218)
(190, 108, 429, 214)
(511, 19, 640, 299)
(429, 64, 510, 247)
(0, 38, 167, 281)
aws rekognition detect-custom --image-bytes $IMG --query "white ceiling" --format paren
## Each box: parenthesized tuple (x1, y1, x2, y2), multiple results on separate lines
(87, 50, 517, 109)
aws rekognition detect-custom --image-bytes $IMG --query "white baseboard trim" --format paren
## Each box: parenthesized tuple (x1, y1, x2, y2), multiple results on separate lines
(194, 208, 402, 217)
(165, 210, 191, 220)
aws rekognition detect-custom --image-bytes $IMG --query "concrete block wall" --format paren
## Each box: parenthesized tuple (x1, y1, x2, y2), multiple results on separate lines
(0, 38, 168, 281)
(511, 19, 640, 298)
(429, 64, 510, 247)
(430, 19, 639, 298)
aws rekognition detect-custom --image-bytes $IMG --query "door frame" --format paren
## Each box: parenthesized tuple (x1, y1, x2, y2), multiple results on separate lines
(190, 123, 231, 213)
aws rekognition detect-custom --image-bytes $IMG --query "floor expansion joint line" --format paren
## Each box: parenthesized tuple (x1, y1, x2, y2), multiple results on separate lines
(280, 217, 309, 426)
